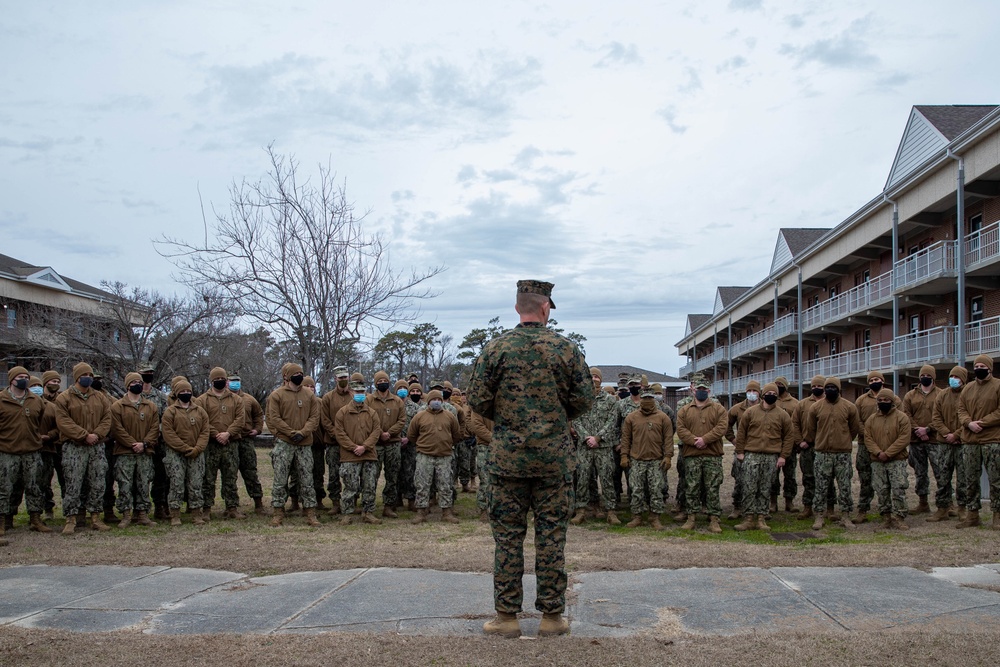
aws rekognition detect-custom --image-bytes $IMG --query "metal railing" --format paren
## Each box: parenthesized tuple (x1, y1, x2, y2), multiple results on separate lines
(965, 219, 1000, 268)
(965, 315, 1000, 358)
(801, 341, 893, 380)
(893, 326, 958, 366)
(729, 313, 798, 358)
(893, 240, 958, 291)
(678, 361, 694, 377)
(801, 271, 893, 331)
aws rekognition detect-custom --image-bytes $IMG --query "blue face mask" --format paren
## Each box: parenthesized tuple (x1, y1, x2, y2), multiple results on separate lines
(29, 386, 44, 396)
(229, 381, 241, 392)
(78, 376, 93, 388)
(949, 377, 962, 389)
(353, 393, 366, 403)
(397, 389, 408, 399)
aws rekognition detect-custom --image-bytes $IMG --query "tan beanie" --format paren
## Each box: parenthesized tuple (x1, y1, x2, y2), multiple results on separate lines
(73, 362, 94, 382)
(745, 380, 761, 393)
(867, 370, 885, 383)
(590, 367, 603, 380)
(811, 374, 826, 387)
(974, 354, 994, 372)
(42, 370, 61, 386)
(762, 382, 779, 395)
(283, 363, 304, 379)
(949, 366, 968, 383)
(374, 370, 390, 384)
(124, 372, 143, 387)
(919, 364, 935, 378)
(7, 366, 29, 382)
(210, 366, 228, 381)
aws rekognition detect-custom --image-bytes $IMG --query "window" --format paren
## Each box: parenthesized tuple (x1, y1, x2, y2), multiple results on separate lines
(829, 285, 839, 298)
(910, 314, 921, 333)
(971, 295, 984, 324)
(864, 329, 871, 348)
(811, 344, 820, 360)
(829, 337, 839, 355)
(968, 213, 983, 254)
(789, 349, 797, 363)
(5, 308, 14, 329)
(812, 295, 819, 307)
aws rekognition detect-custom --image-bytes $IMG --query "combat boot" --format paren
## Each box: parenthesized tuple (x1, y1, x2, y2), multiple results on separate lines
(852, 509, 868, 524)
(538, 612, 570, 637)
(224, 507, 246, 520)
(926, 507, 950, 522)
(154, 504, 168, 521)
(826, 501, 837, 518)
(103, 508, 118, 524)
(305, 508, 322, 527)
(734, 515, 756, 531)
(840, 516, 855, 529)
(482, 612, 521, 638)
(29, 513, 52, 533)
(201, 507, 212, 523)
(62, 515, 77, 535)
(913, 495, 930, 514)
(382, 506, 398, 519)
(407, 499, 416, 512)
(192, 509, 205, 526)
(811, 513, 824, 531)
(135, 511, 156, 527)
(650, 514, 664, 530)
(796, 506, 813, 520)
(361, 512, 382, 525)
(328, 503, 342, 517)
(117, 511, 132, 529)
(769, 494, 778, 514)
(254, 497, 270, 516)
(44, 508, 54, 521)
(170, 509, 182, 527)
(340, 514, 353, 526)
(948, 505, 960, 518)
(441, 508, 460, 524)
(606, 510, 621, 526)
(462, 482, 471, 493)
(680, 515, 696, 531)
(569, 509, 587, 525)
(289, 497, 300, 514)
(784, 498, 796, 513)
(756, 514, 771, 531)
(90, 513, 111, 532)
(315, 497, 327, 510)
(882, 514, 893, 529)
(672, 509, 687, 522)
(956, 510, 980, 528)
(708, 515, 722, 534)
(269, 507, 284, 527)
(411, 508, 428, 524)
(727, 509, 742, 520)
(626, 513, 644, 528)
(895, 516, 909, 531)
(4, 514, 13, 530)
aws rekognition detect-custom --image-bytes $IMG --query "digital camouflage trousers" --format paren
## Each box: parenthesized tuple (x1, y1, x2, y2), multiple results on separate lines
(202, 440, 240, 509)
(741, 452, 778, 516)
(61, 443, 107, 515)
(628, 459, 665, 514)
(813, 451, 854, 514)
(927, 442, 967, 510)
(959, 443, 1000, 512)
(114, 454, 154, 513)
(340, 460, 379, 515)
(270, 439, 316, 509)
(164, 447, 205, 510)
(872, 459, 909, 518)
(0, 451, 44, 515)
(575, 446, 616, 511)
(376, 443, 400, 509)
(684, 455, 723, 517)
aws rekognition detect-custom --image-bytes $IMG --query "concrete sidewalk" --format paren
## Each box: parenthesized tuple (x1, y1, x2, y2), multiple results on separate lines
(2, 564, 1000, 637)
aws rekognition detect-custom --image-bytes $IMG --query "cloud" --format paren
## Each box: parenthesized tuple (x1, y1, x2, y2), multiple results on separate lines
(716, 55, 748, 74)
(0, 136, 85, 152)
(657, 106, 688, 134)
(784, 14, 805, 29)
(728, 0, 763, 11)
(121, 197, 166, 213)
(678, 67, 702, 94)
(779, 16, 880, 69)
(456, 165, 477, 183)
(513, 145, 543, 169)
(391, 189, 415, 203)
(593, 41, 642, 68)
(0, 213, 119, 257)
(875, 72, 911, 89)
(483, 169, 518, 182)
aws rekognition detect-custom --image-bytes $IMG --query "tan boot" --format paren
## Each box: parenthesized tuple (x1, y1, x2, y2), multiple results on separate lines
(895, 516, 909, 531)
(441, 508, 460, 524)
(192, 509, 205, 526)
(90, 513, 110, 532)
(135, 511, 156, 527)
(948, 505, 959, 518)
(411, 508, 428, 524)
(170, 509, 182, 527)
(482, 612, 521, 638)
(769, 494, 778, 513)
(361, 512, 382, 525)
(926, 507, 950, 522)
(29, 513, 52, 533)
(538, 612, 570, 637)
(883, 514, 894, 529)
(957, 510, 980, 528)
(339, 514, 353, 526)
(841, 516, 855, 529)
(708, 515, 722, 534)
(269, 507, 284, 527)
(796, 506, 813, 520)
(305, 508, 322, 527)
(852, 509, 868, 524)
(569, 509, 587, 525)
(680, 514, 696, 530)
(45, 509, 55, 521)
(756, 514, 771, 531)
(201, 507, 212, 523)
(117, 511, 132, 529)
(606, 510, 621, 526)
(811, 513, 824, 530)
(727, 509, 742, 520)
(672, 510, 688, 522)
(224, 507, 246, 520)
(913, 495, 930, 514)
(734, 515, 756, 531)
(328, 503, 342, 517)
(382, 506, 398, 519)
(784, 498, 795, 513)
(626, 513, 643, 528)
(650, 514, 664, 530)
(62, 515, 77, 535)
(254, 497, 271, 516)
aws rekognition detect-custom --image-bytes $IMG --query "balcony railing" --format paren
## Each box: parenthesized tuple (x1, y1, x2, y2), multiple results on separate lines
(893, 326, 958, 366)
(730, 313, 798, 358)
(678, 361, 694, 378)
(801, 271, 893, 331)
(801, 341, 894, 380)
(965, 315, 1000, 357)
(893, 240, 957, 291)
(965, 219, 1000, 269)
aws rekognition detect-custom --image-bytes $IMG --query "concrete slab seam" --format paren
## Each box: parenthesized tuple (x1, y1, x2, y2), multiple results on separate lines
(270, 568, 371, 635)
(767, 569, 850, 632)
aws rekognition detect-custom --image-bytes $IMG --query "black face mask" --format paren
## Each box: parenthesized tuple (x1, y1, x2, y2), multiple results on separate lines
(694, 389, 709, 402)
(975, 368, 991, 380)
(811, 387, 824, 397)
(213, 379, 228, 390)
(629, 386, 641, 396)
(617, 389, 629, 399)
(869, 382, 883, 393)
(763, 394, 778, 405)
(141, 373, 155, 384)
(919, 377, 933, 387)
(877, 402, 893, 414)
(13, 378, 27, 390)
(128, 383, 143, 395)
(777, 385, 786, 396)
(376, 382, 390, 393)
(177, 393, 193, 403)
(91, 379, 103, 391)
(442, 390, 452, 400)
(410, 394, 422, 403)
(290, 374, 304, 386)
(824, 387, 839, 402)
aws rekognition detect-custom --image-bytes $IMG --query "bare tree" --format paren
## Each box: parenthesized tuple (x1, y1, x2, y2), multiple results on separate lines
(156, 145, 444, 389)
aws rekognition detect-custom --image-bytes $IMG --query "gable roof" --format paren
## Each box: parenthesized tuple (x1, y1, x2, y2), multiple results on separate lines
(886, 105, 998, 190)
(713, 287, 751, 316)
(0, 253, 115, 301)
(770, 228, 829, 275)
(684, 314, 711, 337)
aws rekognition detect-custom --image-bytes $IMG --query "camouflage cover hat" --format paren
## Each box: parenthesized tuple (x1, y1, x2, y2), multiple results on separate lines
(688, 371, 706, 384)
(429, 379, 445, 389)
(640, 390, 656, 399)
(139, 363, 156, 374)
(350, 381, 366, 392)
(333, 366, 349, 378)
(228, 373, 240, 381)
(694, 376, 710, 389)
(627, 375, 642, 385)
(516, 279, 555, 308)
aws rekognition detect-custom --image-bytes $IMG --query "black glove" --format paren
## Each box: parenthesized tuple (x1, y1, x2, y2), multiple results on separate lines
(290, 432, 304, 444)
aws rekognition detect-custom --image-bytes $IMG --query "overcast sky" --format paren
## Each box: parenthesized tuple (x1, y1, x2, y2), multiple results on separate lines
(2, 1, 998, 376)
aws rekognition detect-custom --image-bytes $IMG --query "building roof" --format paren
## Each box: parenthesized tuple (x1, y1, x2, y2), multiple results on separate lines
(713, 286, 751, 316)
(915, 104, 998, 140)
(685, 314, 711, 337)
(770, 228, 830, 275)
(0, 252, 115, 301)
(593, 365, 686, 385)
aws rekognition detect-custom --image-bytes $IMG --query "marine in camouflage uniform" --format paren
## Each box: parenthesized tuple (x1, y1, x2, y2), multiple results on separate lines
(570, 367, 620, 524)
(855, 370, 899, 519)
(733, 383, 795, 529)
(928, 366, 970, 520)
(319, 367, 355, 514)
(267, 363, 322, 526)
(366, 371, 405, 517)
(399, 382, 424, 508)
(956, 355, 1000, 528)
(138, 365, 170, 520)
(620, 390, 673, 525)
(38, 371, 64, 519)
(109, 373, 160, 522)
(804, 377, 861, 528)
(195, 367, 245, 519)
(614, 376, 644, 506)
(769, 376, 800, 512)
(335, 381, 382, 522)
(901, 364, 940, 515)
(725, 380, 762, 518)
(160, 380, 210, 525)
(675, 378, 728, 532)
(468, 280, 593, 638)
(0, 367, 49, 536)
(649, 383, 676, 507)
(863, 389, 912, 527)
(673, 372, 717, 518)
(229, 375, 267, 513)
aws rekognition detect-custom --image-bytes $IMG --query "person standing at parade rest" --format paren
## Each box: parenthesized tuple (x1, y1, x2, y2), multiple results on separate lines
(54, 362, 112, 535)
(366, 370, 405, 519)
(734, 383, 794, 532)
(108, 373, 160, 528)
(161, 380, 209, 526)
(804, 377, 861, 530)
(769, 376, 800, 514)
(901, 365, 940, 516)
(956, 354, 1000, 529)
(319, 366, 354, 516)
(228, 374, 268, 515)
(863, 388, 912, 530)
(854, 370, 899, 524)
(928, 366, 969, 522)
(725, 380, 761, 521)
(468, 279, 593, 639)
(675, 377, 728, 534)
(267, 363, 321, 528)
(0, 367, 50, 538)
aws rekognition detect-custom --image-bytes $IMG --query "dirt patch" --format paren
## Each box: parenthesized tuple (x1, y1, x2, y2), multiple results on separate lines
(2, 448, 998, 575)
